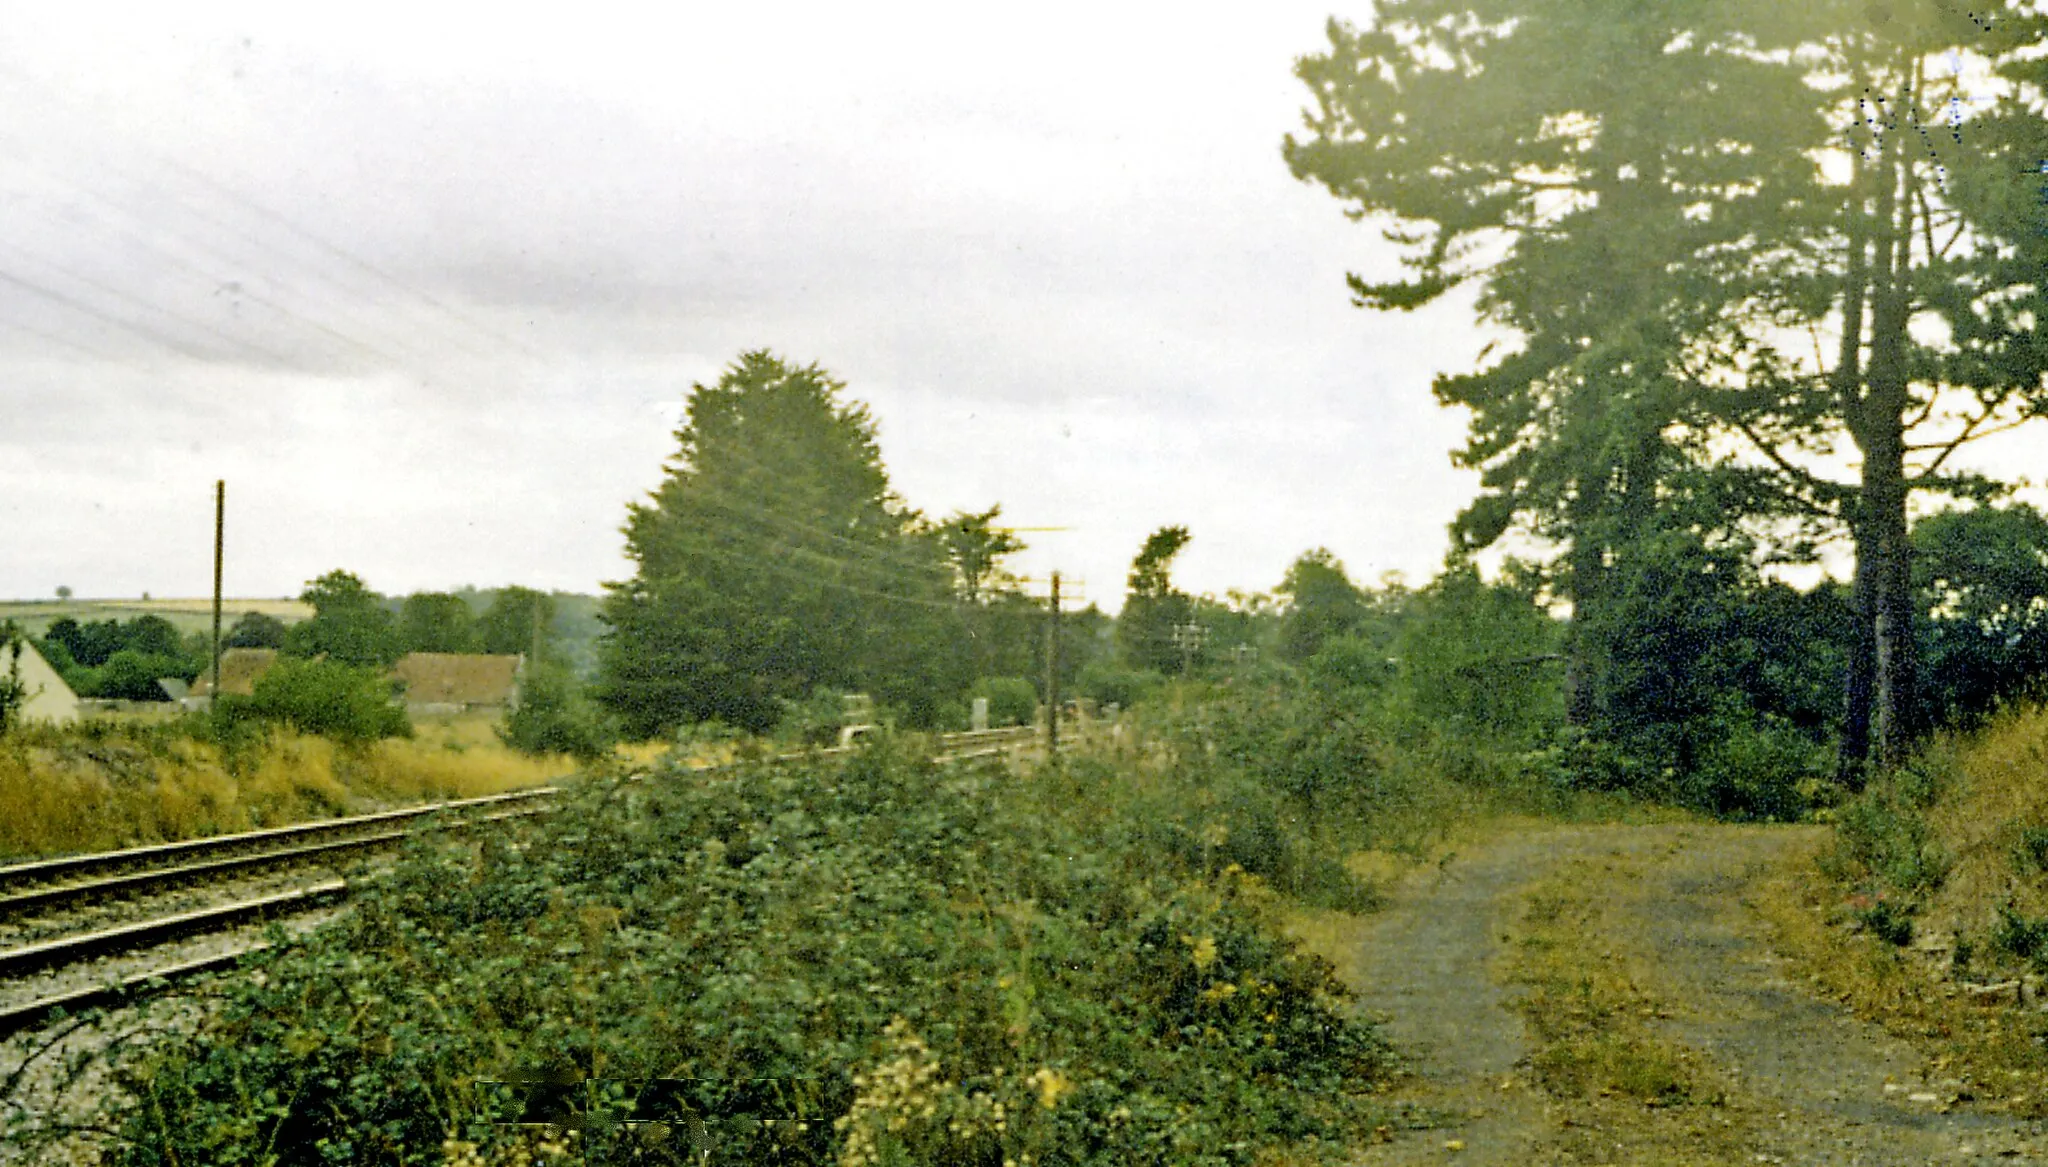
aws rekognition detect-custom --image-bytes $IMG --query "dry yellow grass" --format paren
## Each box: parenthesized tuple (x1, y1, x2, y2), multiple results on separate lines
(1746, 702, 2048, 1114)
(1914, 705, 2048, 936)
(0, 718, 580, 861)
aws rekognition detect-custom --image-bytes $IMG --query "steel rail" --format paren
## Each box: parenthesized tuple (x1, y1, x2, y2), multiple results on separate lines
(0, 942, 269, 1038)
(0, 787, 559, 892)
(0, 881, 344, 980)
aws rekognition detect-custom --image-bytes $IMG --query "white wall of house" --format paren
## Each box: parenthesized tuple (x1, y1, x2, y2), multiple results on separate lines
(2, 639, 81, 725)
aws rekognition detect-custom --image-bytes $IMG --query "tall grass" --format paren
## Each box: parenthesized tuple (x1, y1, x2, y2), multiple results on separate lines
(0, 715, 574, 861)
(1914, 702, 2048, 938)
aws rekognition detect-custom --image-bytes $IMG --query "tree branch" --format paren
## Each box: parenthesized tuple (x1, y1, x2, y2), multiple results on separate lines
(1912, 406, 2038, 480)
(1729, 418, 1844, 518)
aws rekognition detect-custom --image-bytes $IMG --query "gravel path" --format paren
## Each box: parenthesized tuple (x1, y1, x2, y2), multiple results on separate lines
(1342, 823, 2048, 1165)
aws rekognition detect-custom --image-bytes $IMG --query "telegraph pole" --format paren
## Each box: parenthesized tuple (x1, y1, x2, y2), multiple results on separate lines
(1045, 571, 1060, 756)
(209, 480, 224, 705)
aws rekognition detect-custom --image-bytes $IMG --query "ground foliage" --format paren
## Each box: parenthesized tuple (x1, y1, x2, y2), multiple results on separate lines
(102, 736, 1387, 1166)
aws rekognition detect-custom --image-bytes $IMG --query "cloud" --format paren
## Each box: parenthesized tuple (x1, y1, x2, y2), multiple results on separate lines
(0, 3, 1497, 605)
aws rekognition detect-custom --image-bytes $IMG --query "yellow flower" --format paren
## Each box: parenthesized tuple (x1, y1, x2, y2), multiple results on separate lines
(1027, 1067, 1074, 1110)
(1190, 936, 1218, 971)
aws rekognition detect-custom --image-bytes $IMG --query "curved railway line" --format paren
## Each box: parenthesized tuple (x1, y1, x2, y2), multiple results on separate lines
(0, 726, 1042, 1037)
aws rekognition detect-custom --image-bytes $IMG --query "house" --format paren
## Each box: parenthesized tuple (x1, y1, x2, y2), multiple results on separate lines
(192, 648, 280, 697)
(390, 653, 523, 715)
(1, 638, 81, 725)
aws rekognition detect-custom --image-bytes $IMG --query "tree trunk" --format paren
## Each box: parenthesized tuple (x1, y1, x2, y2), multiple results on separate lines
(1840, 505, 1877, 785)
(1563, 478, 1606, 729)
(1862, 403, 1917, 764)
(1860, 99, 1920, 767)
(1833, 132, 1876, 784)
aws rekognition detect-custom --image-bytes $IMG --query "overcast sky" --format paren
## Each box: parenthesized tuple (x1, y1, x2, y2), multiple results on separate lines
(0, 4, 1547, 609)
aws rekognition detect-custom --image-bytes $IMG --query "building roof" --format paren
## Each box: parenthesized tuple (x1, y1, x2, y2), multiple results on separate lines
(392, 653, 522, 706)
(194, 648, 279, 697)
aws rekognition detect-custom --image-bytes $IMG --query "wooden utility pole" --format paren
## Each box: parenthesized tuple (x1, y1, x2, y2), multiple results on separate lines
(1045, 571, 1060, 756)
(210, 480, 224, 704)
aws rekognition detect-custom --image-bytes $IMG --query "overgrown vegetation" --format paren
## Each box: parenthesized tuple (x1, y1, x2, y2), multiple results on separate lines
(0, 716, 572, 860)
(496, 662, 616, 762)
(92, 736, 1388, 1166)
(1762, 701, 2048, 1114)
(1822, 704, 2048, 969)
(225, 655, 414, 743)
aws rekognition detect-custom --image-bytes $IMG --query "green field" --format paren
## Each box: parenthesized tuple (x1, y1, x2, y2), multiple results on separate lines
(0, 597, 312, 636)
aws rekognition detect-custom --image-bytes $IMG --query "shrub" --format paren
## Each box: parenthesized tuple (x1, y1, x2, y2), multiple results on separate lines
(234, 656, 410, 743)
(2016, 825, 2048, 874)
(776, 688, 853, 747)
(973, 676, 1038, 727)
(1304, 632, 1395, 692)
(1684, 715, 1829, 822)
(1074, 660, 1162, 711)
(102, 741, 1387, 1165)
(497, 664, 615, 762)
(1854, 897, 1915, 947)
(1993, 904, 2048, 965)
(1827, 786, 1950, 897)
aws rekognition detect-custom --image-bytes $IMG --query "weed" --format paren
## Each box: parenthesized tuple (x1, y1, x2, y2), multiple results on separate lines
(2014, 826, 2048, 873)
(89, 735, 1389, 1166)
(1854, 898, 1916, 947)
(1993, 904, 2048, 964)
(0, 717, 571, 860)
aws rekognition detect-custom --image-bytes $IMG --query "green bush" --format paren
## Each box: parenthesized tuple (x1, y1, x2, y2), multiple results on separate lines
(973, 676, 1038, 727)
(1854, 898, 1915, 947)
(232, 656, 410, 743)
(1993, 904, 2048, 965)
(101, 739, 1386, 1166)
(1304, 632, 1395, 692)
(497, 664, 615, 762)
(776, 688, 853, 747)
(1827, 785, 1951, 897)
(1075, 660, 1162, 710)
(1686, 715, 1829, 822)
(2015, 825, 2048, 873)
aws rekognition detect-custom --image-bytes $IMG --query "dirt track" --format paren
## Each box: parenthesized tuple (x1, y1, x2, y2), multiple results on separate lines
(1344, 824, 2048, 1165)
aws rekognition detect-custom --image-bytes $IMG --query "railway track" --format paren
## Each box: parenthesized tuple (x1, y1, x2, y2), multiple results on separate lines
(0, 726, 1042, 1037)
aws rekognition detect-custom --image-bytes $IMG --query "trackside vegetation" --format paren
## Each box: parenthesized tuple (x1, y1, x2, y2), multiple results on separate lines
(96, 736, 1390, 1166)
(0, 717, 572, 860)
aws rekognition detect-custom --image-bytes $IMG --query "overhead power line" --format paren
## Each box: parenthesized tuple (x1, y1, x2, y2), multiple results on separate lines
(0, 63, 544, 366)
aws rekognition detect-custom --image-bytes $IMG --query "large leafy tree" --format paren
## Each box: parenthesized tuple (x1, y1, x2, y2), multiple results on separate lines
(1287, 0, 2048, 771)
(937, 505, 1026, 604)
(397, 592, 479, 654)
(476, 587, 558, 661)
(1913, 503, 2048, 727)
(288, 570, 404, 668)
(1276, 548, 1369, 663)
(598, 351, 965, 736)
(223, 611, 289, 650)
(1116, 526, 1196, 674)
(936, 506, 1036, 682)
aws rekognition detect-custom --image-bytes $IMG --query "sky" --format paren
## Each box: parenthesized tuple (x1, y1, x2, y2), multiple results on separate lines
(0, 2, 1503, 612)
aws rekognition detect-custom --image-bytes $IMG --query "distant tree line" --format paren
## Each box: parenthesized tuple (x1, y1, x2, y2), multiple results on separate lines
(32, 581, 572, 704)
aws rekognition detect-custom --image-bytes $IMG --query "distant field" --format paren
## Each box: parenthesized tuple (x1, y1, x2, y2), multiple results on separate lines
(0, 597, 312, 635)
